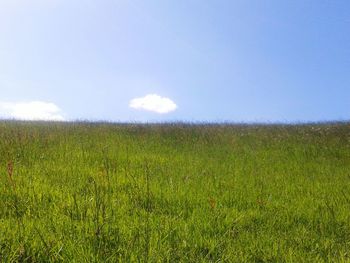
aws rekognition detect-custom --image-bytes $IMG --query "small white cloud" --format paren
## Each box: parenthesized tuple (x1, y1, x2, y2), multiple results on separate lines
(129, 94, 177, 114)
(0, 101, 65, 121)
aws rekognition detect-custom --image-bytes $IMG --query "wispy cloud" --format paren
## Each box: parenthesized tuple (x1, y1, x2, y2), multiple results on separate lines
(129, 94, 177, 114)
(0, 101, 65, 121)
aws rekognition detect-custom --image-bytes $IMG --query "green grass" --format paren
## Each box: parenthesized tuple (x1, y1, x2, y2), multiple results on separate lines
(0, 121, 350, 262)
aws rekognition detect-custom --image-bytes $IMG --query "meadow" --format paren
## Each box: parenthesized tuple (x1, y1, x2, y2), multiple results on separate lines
(0, 121, 349, 262)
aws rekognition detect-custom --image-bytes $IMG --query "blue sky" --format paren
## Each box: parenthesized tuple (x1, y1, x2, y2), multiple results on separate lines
(0, 0, 349, 122)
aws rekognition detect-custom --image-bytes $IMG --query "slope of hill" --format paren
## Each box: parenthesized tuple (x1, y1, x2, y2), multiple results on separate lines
(0, 122, 349, 262)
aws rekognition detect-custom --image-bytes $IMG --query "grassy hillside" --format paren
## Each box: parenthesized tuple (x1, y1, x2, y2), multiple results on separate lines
(0, 121, 349, 262)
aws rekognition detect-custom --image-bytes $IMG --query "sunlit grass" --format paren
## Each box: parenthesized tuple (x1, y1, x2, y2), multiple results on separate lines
(0, 121, 349, 262)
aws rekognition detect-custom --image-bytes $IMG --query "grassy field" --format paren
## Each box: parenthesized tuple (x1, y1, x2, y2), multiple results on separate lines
(0, 121, 349, 262)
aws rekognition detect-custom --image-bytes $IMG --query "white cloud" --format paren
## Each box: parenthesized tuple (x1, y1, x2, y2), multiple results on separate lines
(0, 101, 65, 121)
(129, 94, 177, 114)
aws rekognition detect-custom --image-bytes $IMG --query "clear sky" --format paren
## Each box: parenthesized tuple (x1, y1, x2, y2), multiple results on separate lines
(0, 0, 349, 122)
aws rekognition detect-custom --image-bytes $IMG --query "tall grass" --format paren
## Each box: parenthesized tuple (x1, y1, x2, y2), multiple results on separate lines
(0, 121, 349, 262)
